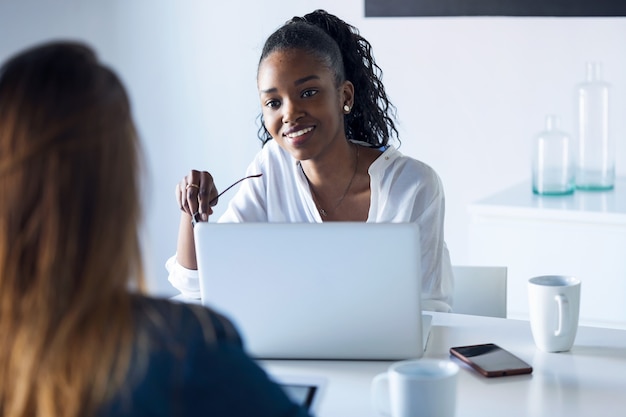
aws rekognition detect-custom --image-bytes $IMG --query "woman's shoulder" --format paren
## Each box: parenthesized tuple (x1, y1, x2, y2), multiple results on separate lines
(374, 145, 442, 183)
(100, 296, 309, 417)
(130, 295, 242, 348)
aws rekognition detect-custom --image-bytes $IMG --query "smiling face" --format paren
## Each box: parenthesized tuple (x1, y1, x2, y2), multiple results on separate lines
(257, 48, 354, 162)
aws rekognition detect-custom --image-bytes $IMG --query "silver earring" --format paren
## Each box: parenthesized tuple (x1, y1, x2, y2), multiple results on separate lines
(343, 104, 350, 113)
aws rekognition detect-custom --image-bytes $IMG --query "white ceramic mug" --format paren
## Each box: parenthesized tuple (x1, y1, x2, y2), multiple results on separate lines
(528, 275, 581, 352)
(371, 359, 458, 417)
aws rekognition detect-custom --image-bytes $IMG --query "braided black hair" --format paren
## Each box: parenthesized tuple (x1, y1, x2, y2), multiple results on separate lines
(257, 9, 398, 148)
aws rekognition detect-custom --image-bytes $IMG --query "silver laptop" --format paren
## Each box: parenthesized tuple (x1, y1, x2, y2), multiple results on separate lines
(194, 222, 430, 360)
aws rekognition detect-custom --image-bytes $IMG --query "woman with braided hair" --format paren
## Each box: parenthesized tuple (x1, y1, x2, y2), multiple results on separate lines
(170, 9, 453, 312)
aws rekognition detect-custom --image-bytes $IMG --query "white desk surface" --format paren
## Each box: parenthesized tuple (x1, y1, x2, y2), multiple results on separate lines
(261, 312, 626, 417)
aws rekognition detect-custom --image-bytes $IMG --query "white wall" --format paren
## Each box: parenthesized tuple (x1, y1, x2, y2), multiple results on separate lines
(1, 1, 624, 296)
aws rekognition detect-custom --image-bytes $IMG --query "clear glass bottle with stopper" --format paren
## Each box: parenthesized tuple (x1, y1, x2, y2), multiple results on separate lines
(532, 115, 575, 195)
(576, 61, 614, 191)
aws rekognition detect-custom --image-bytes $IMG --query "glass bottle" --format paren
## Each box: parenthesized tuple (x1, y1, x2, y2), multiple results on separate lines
(575, 61, 614, 190)
(532, 115, 575, 195)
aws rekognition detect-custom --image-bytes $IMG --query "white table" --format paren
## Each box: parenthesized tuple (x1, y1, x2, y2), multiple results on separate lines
(261, 312, 626, 417)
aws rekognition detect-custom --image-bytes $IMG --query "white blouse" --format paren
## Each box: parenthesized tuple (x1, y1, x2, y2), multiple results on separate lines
(166, 140, 453, 312)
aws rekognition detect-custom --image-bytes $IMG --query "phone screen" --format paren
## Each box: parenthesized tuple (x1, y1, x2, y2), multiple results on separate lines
(450, 343, 533, 377)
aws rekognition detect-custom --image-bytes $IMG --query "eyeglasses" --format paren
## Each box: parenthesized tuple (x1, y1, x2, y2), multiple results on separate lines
(191, 173, 263, 227)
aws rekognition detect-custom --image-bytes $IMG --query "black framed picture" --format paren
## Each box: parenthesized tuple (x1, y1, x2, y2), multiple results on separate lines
(365, 0, 626, 17)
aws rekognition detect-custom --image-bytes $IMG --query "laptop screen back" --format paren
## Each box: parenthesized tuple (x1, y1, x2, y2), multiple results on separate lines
(194, 222, 424, 360)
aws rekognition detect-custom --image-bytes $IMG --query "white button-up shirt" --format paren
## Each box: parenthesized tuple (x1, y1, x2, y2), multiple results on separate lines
(167, 140, 453, 312)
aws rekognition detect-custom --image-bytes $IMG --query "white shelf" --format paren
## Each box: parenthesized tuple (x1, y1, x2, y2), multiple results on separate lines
(468, 178, 626, 330)
(469, 177, 626, 224)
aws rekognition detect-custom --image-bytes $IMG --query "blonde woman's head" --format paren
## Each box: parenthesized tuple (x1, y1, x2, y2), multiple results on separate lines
(0, 41, 144, 417)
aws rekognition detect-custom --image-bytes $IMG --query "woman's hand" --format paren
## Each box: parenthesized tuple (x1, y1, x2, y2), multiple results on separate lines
(175, 170, 219, 222)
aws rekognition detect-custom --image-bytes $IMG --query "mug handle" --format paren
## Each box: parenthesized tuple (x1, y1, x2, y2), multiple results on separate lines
(371, 373, 391, 416)
(554, 294, 569, 337)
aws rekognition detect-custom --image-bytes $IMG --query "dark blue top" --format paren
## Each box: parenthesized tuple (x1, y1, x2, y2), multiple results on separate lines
(98, 296, 310, 417)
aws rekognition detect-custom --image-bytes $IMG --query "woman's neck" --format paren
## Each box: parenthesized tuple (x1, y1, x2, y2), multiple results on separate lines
(299, 140, 356, 187)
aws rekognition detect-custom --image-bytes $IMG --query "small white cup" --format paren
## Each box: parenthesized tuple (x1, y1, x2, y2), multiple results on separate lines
(528, 275, 581, 352)
(371, 359, 458, 417)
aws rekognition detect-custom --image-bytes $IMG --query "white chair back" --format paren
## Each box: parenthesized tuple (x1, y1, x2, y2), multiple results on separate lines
(452, 265, 507, 318)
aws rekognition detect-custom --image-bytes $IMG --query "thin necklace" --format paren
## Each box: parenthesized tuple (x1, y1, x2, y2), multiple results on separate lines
(303, 143, 359, 218)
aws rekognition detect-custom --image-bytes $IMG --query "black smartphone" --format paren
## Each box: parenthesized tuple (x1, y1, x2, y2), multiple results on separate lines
(449, 343, 533, 377)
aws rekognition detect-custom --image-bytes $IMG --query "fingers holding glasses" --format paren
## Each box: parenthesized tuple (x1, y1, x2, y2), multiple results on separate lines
(176, 170, 218, 221)
(196, 171, 219, 219)
(175, 171, 263, 228)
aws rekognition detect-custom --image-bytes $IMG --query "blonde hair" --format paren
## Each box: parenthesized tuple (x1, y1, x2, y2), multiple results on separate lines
(0, 42, 145, 417)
